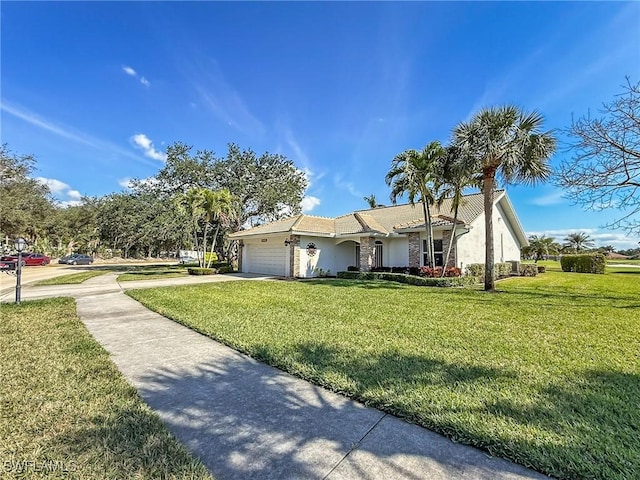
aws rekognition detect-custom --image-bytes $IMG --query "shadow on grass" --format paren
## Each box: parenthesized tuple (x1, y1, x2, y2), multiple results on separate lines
(51, 403, 208, 478)
(271, 343, 639, 480)
(127, 348, 542, 480)
(120, 336, 640, 480)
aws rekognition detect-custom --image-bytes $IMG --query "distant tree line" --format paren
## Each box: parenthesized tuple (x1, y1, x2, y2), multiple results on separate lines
(0, 142, 307, 262)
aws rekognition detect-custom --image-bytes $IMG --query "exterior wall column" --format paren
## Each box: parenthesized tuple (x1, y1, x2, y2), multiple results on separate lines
(408, 232, 421, 268)
(289, 235, 301, 277)
(359, 237, 375, 271)
(237, 240, 244, 272)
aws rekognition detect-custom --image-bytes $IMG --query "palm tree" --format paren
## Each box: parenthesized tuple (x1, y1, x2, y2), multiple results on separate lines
(436, 146, 478, 276)
(526, 234, 560, 262)
(386, 141, 446, 268)
(363, 194, 379, 209)
(176, 187, 237, 267)
(563, 232, 595, 252)
(453, 106, 556, 291)
(202, 189, 237, 267)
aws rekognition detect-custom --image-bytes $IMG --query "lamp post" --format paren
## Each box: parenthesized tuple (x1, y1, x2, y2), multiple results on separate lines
(14, 237, 26, 305)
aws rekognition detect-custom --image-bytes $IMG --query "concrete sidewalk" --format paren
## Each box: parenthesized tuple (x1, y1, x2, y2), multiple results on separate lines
(8, 274, 549, 479)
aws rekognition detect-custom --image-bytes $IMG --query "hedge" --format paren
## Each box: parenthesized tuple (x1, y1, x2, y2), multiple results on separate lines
(465, 262, 513, 278)
(519, 264, 538, 277)
(560, 253, 606, 274)
(337, 271, 478, 287)
(187, 267, 218, 275)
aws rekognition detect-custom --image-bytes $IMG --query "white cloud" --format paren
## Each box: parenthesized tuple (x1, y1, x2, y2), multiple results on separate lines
(58, 200, 83, 208)
(119, 177, 134, 189)
(37, 177, 70, 194)
(131, 134, 166, 162)
(122, 65, 137, 77)
(190, 59, 264, 137)
(2, 102, 98, 147)
(334, 174, 363, 198)
(1, 101, 152, 165)
(118, 176, 158, 190)
(301, 196, 321, 213)
(37, 177, 84, 205)
(529, 191, 566, 206)
(122, 65, 150, 86)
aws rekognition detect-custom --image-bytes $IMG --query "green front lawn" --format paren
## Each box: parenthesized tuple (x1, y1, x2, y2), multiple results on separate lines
(33, 271, 109, 285)
(128, 272, 640, 480)
(116, 265, 190, 282)
(0, 298, 211, 479)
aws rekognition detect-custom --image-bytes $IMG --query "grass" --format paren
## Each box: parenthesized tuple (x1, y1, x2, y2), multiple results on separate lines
(0, 298, 212, 479)
(128, 271, 640, 480)
(33, 271, 109, 285)
(116, 265, 190, 282)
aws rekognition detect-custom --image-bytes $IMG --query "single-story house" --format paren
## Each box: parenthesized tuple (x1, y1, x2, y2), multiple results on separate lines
(229, 190, 528, 277)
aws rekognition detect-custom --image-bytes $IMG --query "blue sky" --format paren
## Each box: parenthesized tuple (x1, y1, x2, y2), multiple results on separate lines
(2, 1, 639, 249)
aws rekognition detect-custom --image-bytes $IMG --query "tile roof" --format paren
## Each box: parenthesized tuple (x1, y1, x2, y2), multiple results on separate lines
(229, 190, 499, 238)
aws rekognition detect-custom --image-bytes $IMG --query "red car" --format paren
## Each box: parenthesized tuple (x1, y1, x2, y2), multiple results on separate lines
(0, 252, 51, 266)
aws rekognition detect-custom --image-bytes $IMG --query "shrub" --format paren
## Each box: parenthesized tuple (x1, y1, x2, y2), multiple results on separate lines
(496, 262, 513, 278)
(419, 266, 462, 278)
(537, 265, 546, 273)
(313, 267, 332, 277)
(465, 263, 512, 278)
(371, 266, 392, 273)
(209, 261, 230, 269)
(187, 267, 217, 275)
(218, 266, 234, 274)
(347, 265, 360, 272)
(560, 254, 606, 274)
(391, 266, 408, 274)
(336, 271, 476, 287)
(466, 263, 484, 277)
(519, 264, 538, 277)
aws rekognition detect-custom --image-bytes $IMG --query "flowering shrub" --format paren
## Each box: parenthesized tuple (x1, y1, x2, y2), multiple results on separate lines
(419, 266, 462, 278)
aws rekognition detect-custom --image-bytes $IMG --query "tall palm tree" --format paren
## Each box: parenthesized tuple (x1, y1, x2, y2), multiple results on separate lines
(526, 234, 560, 262)
(453, 106, 556, 291)
(176, 187, 237, 268)
(563, 232, 595, 252)
(202, 189, 237, 268)
(363, 194, 379, 209)
(436, 146, 478, 276)
(386, 141, 446, 268)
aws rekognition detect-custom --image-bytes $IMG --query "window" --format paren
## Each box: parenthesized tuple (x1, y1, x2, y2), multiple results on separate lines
(423, 239, 444, 267)
(434, 239, 444, 267)
(355, 243, 361, 269)
(374, 241, 383, 268)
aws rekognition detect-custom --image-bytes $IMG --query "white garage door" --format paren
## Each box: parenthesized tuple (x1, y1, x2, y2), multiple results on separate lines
(246, 244, 287, 276)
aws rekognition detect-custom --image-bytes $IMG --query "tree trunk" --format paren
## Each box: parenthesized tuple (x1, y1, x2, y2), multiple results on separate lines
(442, 202, 459, 277)
(420, 199, 434, 267)
(208, 223, 220, 268)
(483, 174, 496, 291)
(201, 223, 209, 268)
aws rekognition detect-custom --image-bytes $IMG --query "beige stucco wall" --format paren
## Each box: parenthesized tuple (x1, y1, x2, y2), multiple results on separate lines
(456, 202, 521, 270)
(297, 236, 354, 277)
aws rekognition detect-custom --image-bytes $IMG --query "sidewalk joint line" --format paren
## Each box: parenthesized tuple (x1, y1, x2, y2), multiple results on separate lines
(321, 412, 387, 480)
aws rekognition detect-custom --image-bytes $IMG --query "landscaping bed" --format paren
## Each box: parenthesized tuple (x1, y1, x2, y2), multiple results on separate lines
(128, 272, 640, 479)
